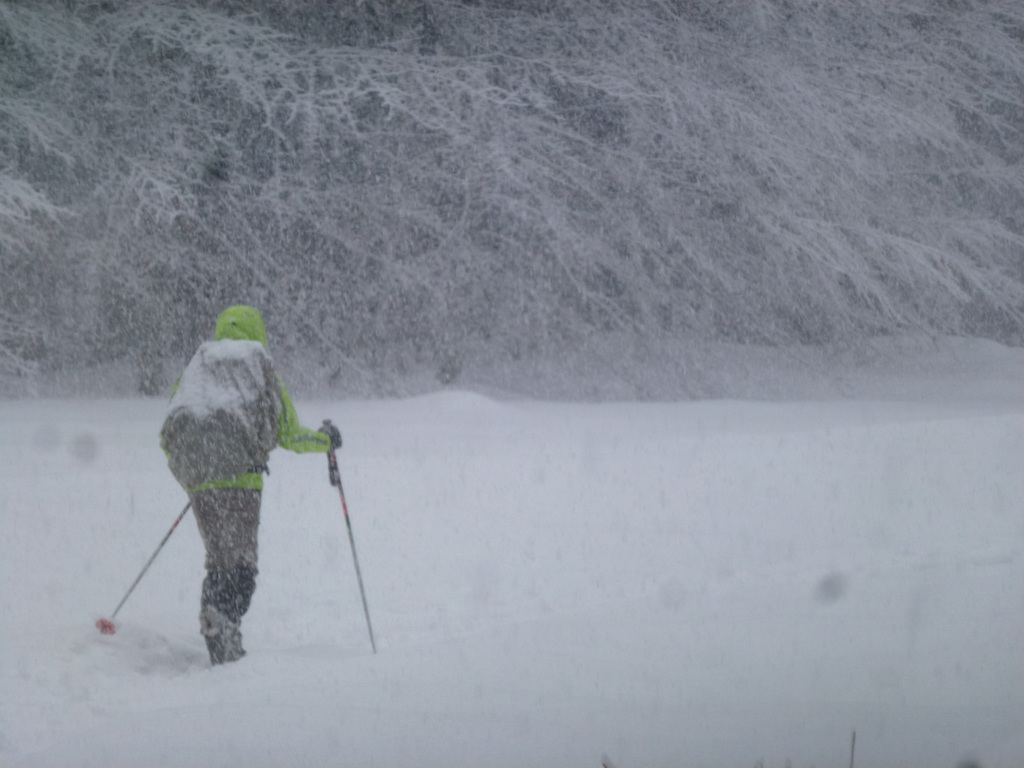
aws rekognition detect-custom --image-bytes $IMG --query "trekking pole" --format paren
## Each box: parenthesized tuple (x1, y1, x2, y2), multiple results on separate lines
(323, 421, 376, 654)
(95, 500, 192, 635)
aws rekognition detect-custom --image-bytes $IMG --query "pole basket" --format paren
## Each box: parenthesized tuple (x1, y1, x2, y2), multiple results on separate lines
(96, 618, 116, 635)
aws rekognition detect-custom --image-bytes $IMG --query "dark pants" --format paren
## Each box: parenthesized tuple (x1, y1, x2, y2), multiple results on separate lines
(190, 488, 260, 626)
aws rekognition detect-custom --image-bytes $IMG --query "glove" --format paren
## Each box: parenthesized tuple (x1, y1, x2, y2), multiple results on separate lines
(319, 419, 342, 450)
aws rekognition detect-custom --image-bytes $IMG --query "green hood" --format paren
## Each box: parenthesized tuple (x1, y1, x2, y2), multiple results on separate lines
(215, 305, 269, 347)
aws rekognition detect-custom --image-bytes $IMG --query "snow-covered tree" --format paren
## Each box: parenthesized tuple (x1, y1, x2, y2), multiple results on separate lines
(2, 0, 1022, 395)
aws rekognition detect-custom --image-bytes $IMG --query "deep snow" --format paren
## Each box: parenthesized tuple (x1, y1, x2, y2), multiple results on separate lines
(1, 350, 1023, 768)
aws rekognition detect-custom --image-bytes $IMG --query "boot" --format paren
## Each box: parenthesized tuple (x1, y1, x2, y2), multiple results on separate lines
(199, 566, 256, 665)
(199, 606, 245, 665)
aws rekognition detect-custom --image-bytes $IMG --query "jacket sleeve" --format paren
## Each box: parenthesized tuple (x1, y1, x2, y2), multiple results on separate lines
(276, 377, 331, 454)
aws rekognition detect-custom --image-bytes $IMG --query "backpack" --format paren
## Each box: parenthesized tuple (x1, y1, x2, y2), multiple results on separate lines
(160, 340, 282, 490)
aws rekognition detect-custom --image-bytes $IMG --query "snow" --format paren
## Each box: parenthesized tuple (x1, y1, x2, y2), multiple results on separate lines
(5, 1, 1024, 389)
(169, 340, 271, 415)
(1, 364, 1023, 768)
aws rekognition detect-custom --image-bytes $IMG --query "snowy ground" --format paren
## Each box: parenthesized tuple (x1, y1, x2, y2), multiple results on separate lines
(1, 352, 1023, 768)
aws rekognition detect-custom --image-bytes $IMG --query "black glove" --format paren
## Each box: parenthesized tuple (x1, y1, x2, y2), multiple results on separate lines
(319, 419, 342, 450)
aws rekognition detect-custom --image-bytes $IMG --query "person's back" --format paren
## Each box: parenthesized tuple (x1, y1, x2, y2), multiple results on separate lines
(160, 305, 335, 665)
(161, 338, 281, 491)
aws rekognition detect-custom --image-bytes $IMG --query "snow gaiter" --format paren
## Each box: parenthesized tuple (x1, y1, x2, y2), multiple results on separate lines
(200, 565, 256, 665)
(202, 565, 257, 623)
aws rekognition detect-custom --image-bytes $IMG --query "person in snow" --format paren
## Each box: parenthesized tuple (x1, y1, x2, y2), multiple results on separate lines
(160, 305, 341, 665)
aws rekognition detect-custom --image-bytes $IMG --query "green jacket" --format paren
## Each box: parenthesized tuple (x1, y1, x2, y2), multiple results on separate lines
(169, 305, 330, 492)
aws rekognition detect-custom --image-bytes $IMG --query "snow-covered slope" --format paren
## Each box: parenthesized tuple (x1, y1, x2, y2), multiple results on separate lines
(2, 381, 1022, 767)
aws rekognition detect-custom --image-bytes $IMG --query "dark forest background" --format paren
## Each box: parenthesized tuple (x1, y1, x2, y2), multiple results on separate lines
(2, 0, 1022, 397)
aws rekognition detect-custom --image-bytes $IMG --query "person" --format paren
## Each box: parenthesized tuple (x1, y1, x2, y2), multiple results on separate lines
(160, 305, 342, 665)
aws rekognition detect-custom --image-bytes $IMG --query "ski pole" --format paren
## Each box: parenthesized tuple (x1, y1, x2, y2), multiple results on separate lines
(323, 422, 376, 654)
(96, 500, 192, 635)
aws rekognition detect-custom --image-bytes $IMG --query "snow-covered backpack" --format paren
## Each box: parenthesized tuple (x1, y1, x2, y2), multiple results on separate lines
(160, 339, 282, 490)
